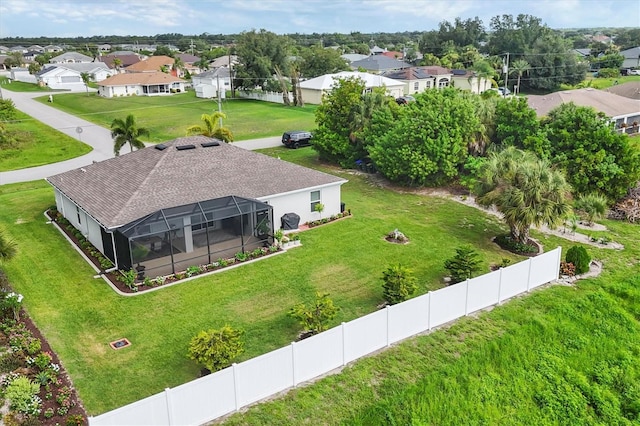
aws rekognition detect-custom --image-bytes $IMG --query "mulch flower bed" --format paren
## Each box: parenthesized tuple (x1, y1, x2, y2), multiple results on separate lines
(0, 274, 87, 425)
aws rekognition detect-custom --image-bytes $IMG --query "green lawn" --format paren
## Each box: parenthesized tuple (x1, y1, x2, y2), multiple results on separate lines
(0, 110, 92, 171)
(0, 76, 63, 92)
(0, 148, 524, 415)
(34, 91, 318, 142)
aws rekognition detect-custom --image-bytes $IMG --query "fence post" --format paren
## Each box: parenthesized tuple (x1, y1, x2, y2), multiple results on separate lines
(291, 342, 297, 388)
(386, 305, 391, 347)
(232, 363, 239, 411)
(555, 246, 563, 279)
(164, 388, 173, 425)
(341, 322, 347, 366)
(464, 279, 470, 315)
(497, 268, 503, 305)
(526, 258, 533, 292)
(427, 292, 432, 331)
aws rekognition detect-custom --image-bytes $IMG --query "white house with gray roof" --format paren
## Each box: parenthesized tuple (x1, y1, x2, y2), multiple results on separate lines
(47, 137, 347, 278)
(36, 62, 114, 90)
(50, 52, 94, 63)
(299, 71, 405, 104)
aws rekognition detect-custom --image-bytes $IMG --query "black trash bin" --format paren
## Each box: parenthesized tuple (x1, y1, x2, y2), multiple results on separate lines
(340, 202, 345, 213)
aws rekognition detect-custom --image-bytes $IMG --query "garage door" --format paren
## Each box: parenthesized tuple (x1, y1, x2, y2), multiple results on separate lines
(61, 76, 82, 83)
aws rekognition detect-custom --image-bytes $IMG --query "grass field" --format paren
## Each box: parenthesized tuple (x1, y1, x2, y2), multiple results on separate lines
(32, 91, 318, 142)
(0, 110, 92, 171)
(0, 76, 64, 92)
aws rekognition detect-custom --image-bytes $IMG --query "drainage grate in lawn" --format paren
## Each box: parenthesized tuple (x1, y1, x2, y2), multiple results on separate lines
(109, 338, 131, 350)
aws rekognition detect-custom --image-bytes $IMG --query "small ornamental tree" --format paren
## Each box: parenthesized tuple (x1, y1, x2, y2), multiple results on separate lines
(289, 292, 339, 336)
(574, 193, 609, 226)
(444, 245, 483, 284)
(565, 246, 591, 275)
(382, 264, 418, 305)
(187, 326, 245, 373)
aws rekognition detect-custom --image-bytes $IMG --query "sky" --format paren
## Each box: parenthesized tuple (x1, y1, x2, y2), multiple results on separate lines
(0, 0, 638, 39)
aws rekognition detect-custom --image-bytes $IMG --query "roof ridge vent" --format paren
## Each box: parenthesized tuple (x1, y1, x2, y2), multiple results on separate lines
(201, 141, 220, 148)
(155, 144, 168, 150)
(176, 144, 196, 151)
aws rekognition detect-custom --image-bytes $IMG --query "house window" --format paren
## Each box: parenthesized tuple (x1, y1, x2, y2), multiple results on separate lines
(310, 190, 321, 212)
(76, 206, 81, 224)
(425, 81, 432, 89)
(414, 82, 419, 91)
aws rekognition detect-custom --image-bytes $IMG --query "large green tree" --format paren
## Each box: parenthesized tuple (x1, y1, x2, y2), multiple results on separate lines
(234, 29, 290, 90)
(543, 103, 640, 201)
(110, 114, 150, 156)
(476, 147, 572, 244)
(299, 45, 349, 78)
(368, 88, 480, 186)
(494, 97, 549, 157)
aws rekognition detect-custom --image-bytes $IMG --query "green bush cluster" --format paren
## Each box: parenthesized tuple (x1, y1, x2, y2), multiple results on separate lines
(565, 246, 591, 275)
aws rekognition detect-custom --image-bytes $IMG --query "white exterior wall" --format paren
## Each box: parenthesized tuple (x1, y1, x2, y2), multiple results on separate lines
(404, 78, 435, 95)
(302, 86, 404, 105)
(54, 189, 104, 253)
(454, 76, 492, 94)
(99, 84, 142, 98)
(259, 182, 344, 229)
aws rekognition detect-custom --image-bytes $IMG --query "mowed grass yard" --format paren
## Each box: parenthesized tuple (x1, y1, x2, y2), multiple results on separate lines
(34, 91, 318, 142)
(0, 147, 525, 415)
(0, 110, 92, 171)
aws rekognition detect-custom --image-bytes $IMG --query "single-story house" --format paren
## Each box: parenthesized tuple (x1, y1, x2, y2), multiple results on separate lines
(192, 67, 231, 98)
(97, 72, 186, 97)
(299, 71, 405, 104)
(97, 44, 111, 52)
(9, 68, 36, 84)
(450, 69, 492, 94)
(604, 81, 640, 100)
(341, 53, 368, 64)
(47, 136, 347, 277)
(50, 52, 93, 64)
(44, 45, 63, 53)
(36, 62, 114, 89)
(210, 55, 238, 69)
(383, 66, 454, 95)
(350, 55, 411, 74)
(526, 88, 640, 132)
(620, 46, 640, 70)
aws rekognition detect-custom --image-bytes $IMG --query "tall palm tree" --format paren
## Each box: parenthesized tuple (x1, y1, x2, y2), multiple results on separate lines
(186, 111, 233, 142)
(173, 56, 184, 77)
(110, 114, 150, 156)
(476, 147, 572, 244)
(194, 58, 210, 72)
(470, 59, 495, 94)
(0, 229, 17, 264)
(510, 59, 530, 95)
(112, 58, 123, 73)
(80, 72, 91, 96)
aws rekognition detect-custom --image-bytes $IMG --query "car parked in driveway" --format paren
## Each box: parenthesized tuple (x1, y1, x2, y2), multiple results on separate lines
(629, 69, 640, 76)
(282, 131, 312, 149)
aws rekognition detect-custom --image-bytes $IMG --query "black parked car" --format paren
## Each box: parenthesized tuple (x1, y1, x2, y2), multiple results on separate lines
(282, 131, 312, 148)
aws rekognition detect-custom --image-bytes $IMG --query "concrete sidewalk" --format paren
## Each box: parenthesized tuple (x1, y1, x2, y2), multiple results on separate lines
(0, 88, 283, 185)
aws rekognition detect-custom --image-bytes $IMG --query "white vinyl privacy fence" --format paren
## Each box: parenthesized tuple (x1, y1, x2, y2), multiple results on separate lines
(89, 247, 562, 426)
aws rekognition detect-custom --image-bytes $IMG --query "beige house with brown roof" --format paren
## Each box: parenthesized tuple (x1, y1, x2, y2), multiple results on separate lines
(47, 137, 347, 277)
(97, 72, 186, 97)
(526, 88, 640, 132)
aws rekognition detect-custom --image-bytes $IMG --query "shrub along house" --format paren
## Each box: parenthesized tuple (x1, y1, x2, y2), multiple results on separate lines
(47, 136, 347, 278)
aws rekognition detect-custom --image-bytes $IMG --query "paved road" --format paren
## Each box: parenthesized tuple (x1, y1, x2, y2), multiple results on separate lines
(0, 88, 283, 185)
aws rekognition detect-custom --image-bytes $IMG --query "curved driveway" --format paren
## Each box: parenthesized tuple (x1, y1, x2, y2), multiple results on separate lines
(0, 87, 282, 185)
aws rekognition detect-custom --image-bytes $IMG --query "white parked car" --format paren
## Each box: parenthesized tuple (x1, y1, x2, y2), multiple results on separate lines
(629, 69, 640, 76)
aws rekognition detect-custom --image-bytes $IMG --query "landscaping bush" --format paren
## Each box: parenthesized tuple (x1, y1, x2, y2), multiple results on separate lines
(289, 292, 339, 336)
(565, 246, 591, 275)
(444, 245, 483, 284)
(4, 375, 41, 416)
(494, 234, 538, 254)
(382, 264, 418, 305)
(187, 325, 244, 373)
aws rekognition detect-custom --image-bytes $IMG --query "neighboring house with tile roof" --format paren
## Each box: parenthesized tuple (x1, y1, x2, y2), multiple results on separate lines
(299, 71, 405, 104)
(620, 46, 640, 70)
(50, 52, 94, 63)
(47, 136, 347, 277)
(350, 55, 411, 74)
(604, 81, 640, 100)
(124, 55, 182, 76)
(97, 72, 186, 97)
(341, 53, 368, 64)
(526, 88, 640, 131)
(36, 62, 114, 89)
(44, 45, 63, 53)
(383, 66, 455, 95)
(210, 54, 238, 69)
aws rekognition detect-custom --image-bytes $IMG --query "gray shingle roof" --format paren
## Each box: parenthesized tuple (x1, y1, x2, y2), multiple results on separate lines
(350, 55, 411, 71)
(47, 137, 346, 229)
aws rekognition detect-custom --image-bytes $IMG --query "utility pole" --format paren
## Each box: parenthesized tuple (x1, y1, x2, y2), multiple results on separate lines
(190, 39, 195, 55)
(503, 52, 510, 96)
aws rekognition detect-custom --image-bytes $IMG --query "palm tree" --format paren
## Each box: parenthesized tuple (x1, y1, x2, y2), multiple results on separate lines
(110, 114, 150, 156)
(0, 229, 17, 264)
(112, 58, 122, 73)
(173, 56, 184, 77)
(80, 72, 91, 96)
(510, 59, 530, 95)
(194, 58, 210, 72)
(470, 59, 495, 94)
(476, 147, 572, 244)
(186, 111, 233, 142)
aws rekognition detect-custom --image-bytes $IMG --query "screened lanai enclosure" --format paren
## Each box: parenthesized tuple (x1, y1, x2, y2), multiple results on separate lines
(114, 196, 273, 279)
